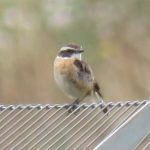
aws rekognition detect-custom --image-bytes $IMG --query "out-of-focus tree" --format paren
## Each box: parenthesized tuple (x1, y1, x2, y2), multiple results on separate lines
(0, 0, 150, 104)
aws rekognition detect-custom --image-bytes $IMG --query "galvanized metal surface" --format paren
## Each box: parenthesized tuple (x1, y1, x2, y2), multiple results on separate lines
(94, 101, 150, 150)
(0, 101, 149, 150)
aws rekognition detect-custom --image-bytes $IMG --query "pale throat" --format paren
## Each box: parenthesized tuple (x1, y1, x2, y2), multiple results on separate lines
(72, 53, 82, 60)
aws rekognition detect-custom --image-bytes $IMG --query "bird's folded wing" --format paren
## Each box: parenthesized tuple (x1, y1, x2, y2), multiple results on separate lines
(73, 59, 94, 83)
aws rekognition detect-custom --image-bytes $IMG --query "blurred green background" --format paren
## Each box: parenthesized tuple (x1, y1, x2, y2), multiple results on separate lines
(0, 0, 150, 104)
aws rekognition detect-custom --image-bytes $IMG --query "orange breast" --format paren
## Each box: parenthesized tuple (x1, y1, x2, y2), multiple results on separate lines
(54, 57, 76, 78)
(54, 57, 92, 96)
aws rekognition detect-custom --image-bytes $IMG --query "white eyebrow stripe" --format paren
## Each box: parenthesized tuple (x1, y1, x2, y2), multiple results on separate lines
(60, 47, 75, 51)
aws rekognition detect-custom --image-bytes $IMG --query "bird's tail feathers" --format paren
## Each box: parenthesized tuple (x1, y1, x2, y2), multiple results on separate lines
(93, 82, 103, 100)
(93, 82, 108, 113)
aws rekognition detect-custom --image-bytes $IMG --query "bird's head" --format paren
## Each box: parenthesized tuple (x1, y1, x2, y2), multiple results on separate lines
(58, 44, 84, 60)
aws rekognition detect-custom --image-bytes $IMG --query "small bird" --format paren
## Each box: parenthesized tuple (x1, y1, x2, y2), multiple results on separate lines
(54, 44, 107, 113)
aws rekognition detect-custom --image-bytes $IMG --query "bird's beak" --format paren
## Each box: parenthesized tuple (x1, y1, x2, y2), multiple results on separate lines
(79, 49, 84, 53)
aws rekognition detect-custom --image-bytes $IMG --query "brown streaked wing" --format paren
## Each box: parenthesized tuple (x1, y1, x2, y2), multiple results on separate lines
(73, 59, 94, 82)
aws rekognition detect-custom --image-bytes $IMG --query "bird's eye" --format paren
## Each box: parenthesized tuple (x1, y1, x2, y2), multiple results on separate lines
(66, 49, 74, 53)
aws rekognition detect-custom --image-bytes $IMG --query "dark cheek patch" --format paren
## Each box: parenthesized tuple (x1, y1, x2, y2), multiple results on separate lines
(59, 51, 72, 57)
(63, 52, 72, 57)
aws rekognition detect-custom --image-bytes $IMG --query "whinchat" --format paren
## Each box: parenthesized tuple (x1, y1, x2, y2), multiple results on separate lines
(54, 44, 106, 112)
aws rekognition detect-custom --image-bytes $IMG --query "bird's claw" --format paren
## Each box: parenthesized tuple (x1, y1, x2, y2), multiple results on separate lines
(68, 99, 80, 114)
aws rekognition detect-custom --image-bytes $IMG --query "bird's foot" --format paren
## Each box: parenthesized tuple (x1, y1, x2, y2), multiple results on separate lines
(99, 103, 108, 114)
(68, 99, 80, 114)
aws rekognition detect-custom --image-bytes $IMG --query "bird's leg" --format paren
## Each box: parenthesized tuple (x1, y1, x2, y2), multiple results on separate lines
(95, 91, 104, 103)
(68, 92, 90, 114)
(95, 91, 108, 114)
(68, 98, 79, 114)
(75, 92, 91, 105)
(72, 98, 80, 105)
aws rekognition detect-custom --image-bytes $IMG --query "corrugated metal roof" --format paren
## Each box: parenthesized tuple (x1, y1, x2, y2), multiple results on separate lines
(0, 101, 149, 150)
